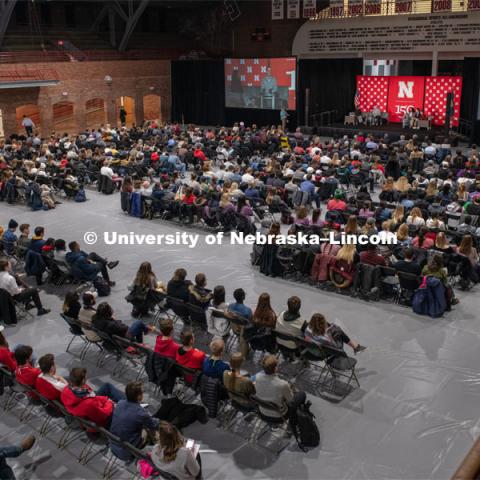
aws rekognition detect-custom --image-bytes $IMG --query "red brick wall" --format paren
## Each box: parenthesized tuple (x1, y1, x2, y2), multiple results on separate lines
(0, 59, 171, 137)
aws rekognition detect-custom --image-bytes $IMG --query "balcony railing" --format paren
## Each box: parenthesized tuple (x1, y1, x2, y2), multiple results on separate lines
(0, 68, 59, 83)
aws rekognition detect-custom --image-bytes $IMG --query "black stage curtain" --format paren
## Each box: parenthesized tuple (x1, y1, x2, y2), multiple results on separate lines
(171, 60, 225, 126)
(298, 59, 363, 125)
(461, 58, 480, 143)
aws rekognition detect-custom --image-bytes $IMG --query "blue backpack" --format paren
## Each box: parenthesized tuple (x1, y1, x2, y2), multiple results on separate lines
(74, 188, 87, 202)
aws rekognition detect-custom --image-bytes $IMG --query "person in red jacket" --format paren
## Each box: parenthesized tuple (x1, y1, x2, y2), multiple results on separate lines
(35, 354, 68, 401)
(154, 318, 179, 359)
(14, 345, 40, 399)
(61, 367, 125, 427)
(359, 243, 387, 266)
(193, 145, 206, 163)
(0, 329, 17, 372)
(175, 329, 205, 384)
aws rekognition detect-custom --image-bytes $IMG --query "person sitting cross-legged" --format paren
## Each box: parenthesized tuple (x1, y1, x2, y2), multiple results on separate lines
(0, 258, 50, 316)
(65, 241, 118, 286)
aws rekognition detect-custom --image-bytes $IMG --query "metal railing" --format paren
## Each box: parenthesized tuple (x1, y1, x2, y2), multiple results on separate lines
(310, 109, 339, 126)
(312, 0, 469, 20)
(0, 48, 184, 65)
(0, 67, 59, 83)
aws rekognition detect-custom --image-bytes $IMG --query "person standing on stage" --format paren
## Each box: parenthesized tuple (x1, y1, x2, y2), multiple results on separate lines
(280, 107, 289, 131)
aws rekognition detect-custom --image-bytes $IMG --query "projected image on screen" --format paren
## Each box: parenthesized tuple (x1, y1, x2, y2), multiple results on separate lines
(225, 58, 296, 110)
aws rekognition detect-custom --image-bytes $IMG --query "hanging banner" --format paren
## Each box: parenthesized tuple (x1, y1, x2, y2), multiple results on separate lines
(287, 0, 300, 18)
(467, 0, 480, 10)
(272, 0, 284, 19)
(395, 0, 412, 13)
(432, 0, 452, 11)
(329, 0, 344, 17)
(365, 0, 381, 15)
(303, 0, 317, 17)
(348, 0, 364, 16)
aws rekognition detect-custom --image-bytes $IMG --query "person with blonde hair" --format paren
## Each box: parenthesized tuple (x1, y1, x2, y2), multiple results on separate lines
(406, 207, 425, 226)
(391, 205, 405, 227)
(335, 243, 359, 265)
(202, 338, 230, 380)
(394, 176, 410, 193)
(150, 421, 201, 480)
(396, 223, 412, 246)
(223, 352, 256, 408)
(434, 232, 453, 254)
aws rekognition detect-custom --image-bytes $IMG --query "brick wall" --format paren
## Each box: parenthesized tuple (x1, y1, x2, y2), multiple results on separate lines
(0, 59, 171, 137)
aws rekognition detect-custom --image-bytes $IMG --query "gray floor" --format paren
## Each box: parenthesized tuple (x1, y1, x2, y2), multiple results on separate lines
(1, 190, 479, 480)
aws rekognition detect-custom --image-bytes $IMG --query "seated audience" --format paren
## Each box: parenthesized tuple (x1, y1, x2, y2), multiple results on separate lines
(176, 329, 206, 383)
(0, 329, 17, 371)
(275, 296, 306, 355)
(154, 318, 180, 359)
(206, 285, 231, 338)
(35, 353, 68, 401)
(202, 338, 230, 380)
(223, 352, 256, 408)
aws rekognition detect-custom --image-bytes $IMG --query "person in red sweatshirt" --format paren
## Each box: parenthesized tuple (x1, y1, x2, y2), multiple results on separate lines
(175, 329, 205, 384)
(154, 318, 179, 359)
(61, 367, 125, 427)
(35, 353, 68, 401)
(0, 329, 17, 372)
(14, 345, 40, 399)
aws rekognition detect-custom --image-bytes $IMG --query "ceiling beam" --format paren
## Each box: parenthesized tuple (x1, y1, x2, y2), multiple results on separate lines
(118, 0, 150, 51)
(0, 0, 17, 49)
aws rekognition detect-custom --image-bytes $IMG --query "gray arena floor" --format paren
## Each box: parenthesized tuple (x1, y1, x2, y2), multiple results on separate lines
(0, 190, 479, 480)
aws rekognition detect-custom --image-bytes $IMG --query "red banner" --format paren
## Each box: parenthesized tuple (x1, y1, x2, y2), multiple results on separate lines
(387, 76, 425, 123)
(356, 75, 462, 127)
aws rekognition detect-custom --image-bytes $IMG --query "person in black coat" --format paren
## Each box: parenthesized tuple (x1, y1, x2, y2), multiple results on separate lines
(385, 154, 401, 180)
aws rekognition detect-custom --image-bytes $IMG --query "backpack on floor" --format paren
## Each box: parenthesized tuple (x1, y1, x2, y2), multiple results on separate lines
(93, 277, 111, 297)
(74, 188, 87, 202)
(289, 400, 320, 452)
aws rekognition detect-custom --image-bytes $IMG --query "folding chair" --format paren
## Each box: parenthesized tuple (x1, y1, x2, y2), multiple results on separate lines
(111, 335, 147, 379)
(395, 271, 421, 305)
(249, 396, 292, 456)
(60, 313, 90, 358)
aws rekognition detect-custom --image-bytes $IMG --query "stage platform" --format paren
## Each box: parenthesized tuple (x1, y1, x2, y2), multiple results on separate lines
(302, 122, 462, 144)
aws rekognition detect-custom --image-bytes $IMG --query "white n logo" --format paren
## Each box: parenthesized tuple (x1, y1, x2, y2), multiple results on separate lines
(398, 81, 414, 99)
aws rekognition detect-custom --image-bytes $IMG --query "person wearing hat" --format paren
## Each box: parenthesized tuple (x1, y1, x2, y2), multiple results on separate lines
(2, 220, 18, 257)
(327, 189, 346, 211)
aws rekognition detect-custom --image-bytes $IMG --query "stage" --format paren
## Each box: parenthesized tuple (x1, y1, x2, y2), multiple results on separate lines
(303, 122, 462, 144)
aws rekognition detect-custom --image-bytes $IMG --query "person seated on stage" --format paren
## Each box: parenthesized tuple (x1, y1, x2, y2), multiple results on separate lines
(154, 318, 180, 359)
(65, 241, 118, 286)
(175, 329, 206, 383)
(0, 258, 50, 316)
(304, 313, 366, 354)
(35, 353, 68, 401)
(61, 367, 125, 427)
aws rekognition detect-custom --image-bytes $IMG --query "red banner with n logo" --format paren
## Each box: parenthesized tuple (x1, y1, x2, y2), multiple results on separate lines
(387, 76, 425, 123)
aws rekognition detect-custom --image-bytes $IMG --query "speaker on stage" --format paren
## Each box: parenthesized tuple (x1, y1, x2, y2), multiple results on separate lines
(444, 91, 454, 130)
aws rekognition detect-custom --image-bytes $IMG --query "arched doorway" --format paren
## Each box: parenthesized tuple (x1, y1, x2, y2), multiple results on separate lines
(16, 104, 40, 135)
(52, 101, 75, 134)
(143, 94, 161, 123)
(86, 98, 106, 129)
(115, 96, 135, 127)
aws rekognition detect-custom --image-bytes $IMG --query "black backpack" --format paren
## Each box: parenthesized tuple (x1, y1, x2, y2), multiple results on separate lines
(93, 277, 111, 297)
(289, 400, 320, 451)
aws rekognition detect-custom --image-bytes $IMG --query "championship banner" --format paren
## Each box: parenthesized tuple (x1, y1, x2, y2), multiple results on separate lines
(387, 76, 425, 123)
(272, 0, 284, 20)
(329, 0, 344, 17)
(364, 0, 381, 15)
(395, 0, 412, 13)
(303, 0, 317, 17)
(467, 0, 480, 10)
(287, 0, 300, 18)
(432, 0, 452, 12)
(348, 0, 364, 16)
(424, 77, 462, 127)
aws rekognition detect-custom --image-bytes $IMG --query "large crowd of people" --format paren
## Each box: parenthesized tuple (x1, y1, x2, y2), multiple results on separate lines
(1, 120, 479, 478)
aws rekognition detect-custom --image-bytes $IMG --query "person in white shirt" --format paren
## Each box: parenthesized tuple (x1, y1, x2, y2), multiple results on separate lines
(150, 422, 201, 480)
(100, 160, 114, 179)
(241, 168, 254, 184)
(37, 353, 68, 392)
(275, 296, 306, 355)
(0, 258, 50, 316)
(21, 115, 35, 136)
